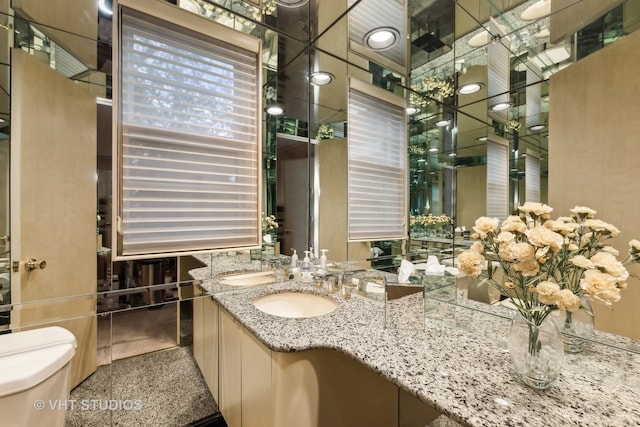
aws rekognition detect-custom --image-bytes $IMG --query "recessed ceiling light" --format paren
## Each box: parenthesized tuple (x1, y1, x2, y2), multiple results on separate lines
(275, 0, 309, 7)
(417, 158, 426, 163)
(98, 0, 113, 15)
(448, 152, 457, 157)
(520, 0, 551, 21)
(435, 119, 450, 127)
(428, 147, 439, 152)
(364, 27, 400, 51)
(529, 124, 547, 131)
(310, 71, 334, 86)
(477, 136, 488, 142)
(266, 105, 284, 116)
(489, 102, 513, 112)
(456, 82, 484, 95)
(406, 106, 419, 115)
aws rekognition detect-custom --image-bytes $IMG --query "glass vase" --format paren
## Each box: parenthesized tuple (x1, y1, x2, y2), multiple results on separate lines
(507, 310, 564, 390)
(551, 296, 594, 353)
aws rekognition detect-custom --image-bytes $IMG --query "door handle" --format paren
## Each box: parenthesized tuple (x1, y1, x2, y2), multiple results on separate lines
(24, 258, 47, 271)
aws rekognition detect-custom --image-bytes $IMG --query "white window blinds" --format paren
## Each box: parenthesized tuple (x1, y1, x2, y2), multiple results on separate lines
(348, 80, 407, 242)
(486, 138, 509, 221)
(117, 6, 260, 256)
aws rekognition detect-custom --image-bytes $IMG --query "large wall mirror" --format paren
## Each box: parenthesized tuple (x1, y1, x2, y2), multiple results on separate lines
(1, 0, 639, 423)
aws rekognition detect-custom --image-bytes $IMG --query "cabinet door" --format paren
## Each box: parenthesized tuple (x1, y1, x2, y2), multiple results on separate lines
(203, 297, 219, 402)
(241, 330, 272, 427)
(192, 297, 204, 370)
(219, 308, 243, 427)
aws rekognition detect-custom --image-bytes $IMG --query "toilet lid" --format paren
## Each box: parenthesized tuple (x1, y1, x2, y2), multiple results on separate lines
(0, 326, 77, 397)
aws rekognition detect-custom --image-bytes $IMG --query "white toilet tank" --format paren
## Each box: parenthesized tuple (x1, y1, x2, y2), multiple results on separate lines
(0, 326, 77, 427)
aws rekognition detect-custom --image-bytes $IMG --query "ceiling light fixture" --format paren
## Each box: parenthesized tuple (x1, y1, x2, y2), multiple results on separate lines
(520, 0, 551, 21)
(275, 0, 309, 7)
(266, 104, 284, 116)
(435, 119, 450, 127)
(456, 82, 484, 95)
(406, 106, 419, 115)
(310, 71, 334, 86)
(476, 136, 488, 142)
(428, 147, 438, 152)
(529, 124, 547, 131)
(448, 152, 457, 157)
(98, 0, 113, 16)
(364, 27, 400, 51)
(489, 102, 513, 112)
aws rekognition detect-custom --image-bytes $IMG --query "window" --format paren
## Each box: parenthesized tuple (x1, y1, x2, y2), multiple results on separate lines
(115, 1, 261, 257)
(347, 79, 407, 241)
(486, 137, 509, 220)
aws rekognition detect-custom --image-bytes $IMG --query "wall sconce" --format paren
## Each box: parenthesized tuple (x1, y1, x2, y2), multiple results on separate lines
(310, 71, 334, 86)
(363, 27, 400, 50)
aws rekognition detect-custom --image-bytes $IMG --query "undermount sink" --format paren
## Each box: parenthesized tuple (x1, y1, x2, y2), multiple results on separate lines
(217, 270, 276, 287)
(252, 292, 338, 318)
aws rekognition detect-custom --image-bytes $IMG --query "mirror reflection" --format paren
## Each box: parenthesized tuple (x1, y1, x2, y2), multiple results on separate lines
(1, 0, 640, 425)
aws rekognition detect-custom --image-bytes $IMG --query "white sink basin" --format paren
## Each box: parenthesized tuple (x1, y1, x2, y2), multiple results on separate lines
(217, 271, 276, 287)
(252, 292, 338, 318)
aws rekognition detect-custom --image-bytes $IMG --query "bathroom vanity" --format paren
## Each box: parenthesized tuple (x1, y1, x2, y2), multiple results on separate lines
(190, 255, 640, 427)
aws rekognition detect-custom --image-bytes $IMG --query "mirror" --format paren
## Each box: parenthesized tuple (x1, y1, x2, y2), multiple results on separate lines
(2, 2, 640, 423)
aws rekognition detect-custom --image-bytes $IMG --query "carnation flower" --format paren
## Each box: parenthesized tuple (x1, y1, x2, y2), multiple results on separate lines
(535, 281, 560, 305)
(526, 226, 564, 252)
(556, 289, 581, 312)
(501, 215, 528, 234)
(518, 202, 553, 216)
(590, 252, 629, 282)
(570, 206, 597, 218)
(580, 269, 621, 305)
(584, 219, 620, 236)
(456, 204, 638, 322)
(457, 249, 485, 278)
(473, 217, 500, 239)
(570, 255, 594, 269)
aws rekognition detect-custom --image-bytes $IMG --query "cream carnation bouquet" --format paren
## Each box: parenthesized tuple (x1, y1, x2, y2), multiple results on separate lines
(457, 202, 640, 325)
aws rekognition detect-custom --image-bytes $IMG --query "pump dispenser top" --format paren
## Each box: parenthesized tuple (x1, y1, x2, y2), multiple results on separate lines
(291, 249, 298, 268)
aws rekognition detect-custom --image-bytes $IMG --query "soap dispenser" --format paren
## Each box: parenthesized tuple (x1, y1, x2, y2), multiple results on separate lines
(300, 251, 314, 282)
(290, 249, 300, 280)
(320, 249, 328, 269)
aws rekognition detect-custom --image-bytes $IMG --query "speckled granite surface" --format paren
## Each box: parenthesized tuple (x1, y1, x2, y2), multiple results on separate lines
(194, 254, 640, 427)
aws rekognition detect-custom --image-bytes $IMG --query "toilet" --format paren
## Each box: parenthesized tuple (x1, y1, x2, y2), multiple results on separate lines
(0, 326, 77, 427)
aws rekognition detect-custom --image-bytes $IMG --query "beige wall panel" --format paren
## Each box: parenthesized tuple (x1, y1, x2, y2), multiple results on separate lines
(456, 165, 487, 231)
(13, 0, 97, 69)
(549, 29, 640, 339)
(317, 138, 348, 261)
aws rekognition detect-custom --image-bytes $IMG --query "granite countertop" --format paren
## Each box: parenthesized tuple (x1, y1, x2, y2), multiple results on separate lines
(192, 253, 640, 427)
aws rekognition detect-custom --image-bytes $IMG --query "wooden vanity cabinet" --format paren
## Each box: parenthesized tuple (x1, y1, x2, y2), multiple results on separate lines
(195, 300, 441, 427)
